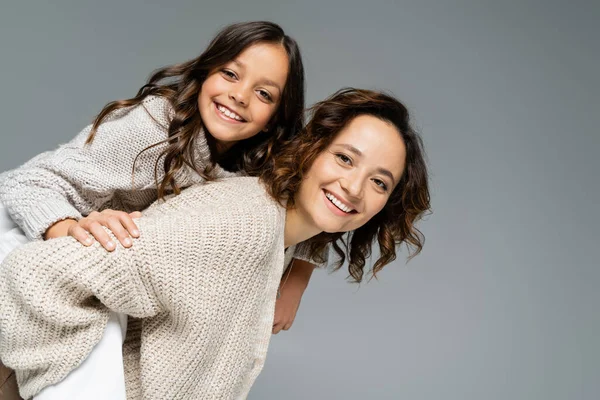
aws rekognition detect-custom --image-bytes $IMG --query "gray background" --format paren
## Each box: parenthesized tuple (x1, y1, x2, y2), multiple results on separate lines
(1, 0, 598, 399)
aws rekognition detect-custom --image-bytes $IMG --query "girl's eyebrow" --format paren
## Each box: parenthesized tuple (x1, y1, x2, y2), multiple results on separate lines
(258, 79, 282, 93)
(335, 143, 396, 185)
(232, 59, 246, 69)
(231, 59, 282, 93)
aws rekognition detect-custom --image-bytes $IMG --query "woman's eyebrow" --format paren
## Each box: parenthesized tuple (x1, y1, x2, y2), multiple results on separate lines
(337, 144, 362, 156)
(376, 168, 396, 186)
(336, 143, 396, 185)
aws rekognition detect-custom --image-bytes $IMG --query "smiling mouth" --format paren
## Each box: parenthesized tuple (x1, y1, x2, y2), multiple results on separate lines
(214, 102, 246, 122)
(324, 190, 357, 214)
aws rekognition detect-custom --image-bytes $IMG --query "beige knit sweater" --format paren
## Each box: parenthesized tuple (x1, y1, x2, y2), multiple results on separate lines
(0, 177, 287, 399)
(0, 95, 230, 241)
(0, 94, 323, 264)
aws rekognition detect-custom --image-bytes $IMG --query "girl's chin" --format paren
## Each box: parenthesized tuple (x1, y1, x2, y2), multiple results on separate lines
(205, 125, 247, 144)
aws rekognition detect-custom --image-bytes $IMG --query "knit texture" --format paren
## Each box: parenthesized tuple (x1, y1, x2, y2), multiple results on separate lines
(0, 95, 324, 267)
(0, 95, 233, 241)
(0, 177, 286, 399)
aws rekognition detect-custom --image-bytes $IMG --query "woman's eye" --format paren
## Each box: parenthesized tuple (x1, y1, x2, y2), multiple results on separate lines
(336, 154, 352, 165)
(373, 179, 388, 191)
(258, 90, 272, 101)
(221, 69, 237, 79)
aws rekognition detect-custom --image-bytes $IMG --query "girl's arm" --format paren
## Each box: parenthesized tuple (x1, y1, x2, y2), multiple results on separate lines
(0, 96, 173, 241)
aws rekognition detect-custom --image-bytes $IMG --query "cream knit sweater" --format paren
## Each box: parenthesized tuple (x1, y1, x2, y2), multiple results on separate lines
(0, 95, 230, 241)
(0, 94, 322, 264)
(0, 176, 287, 399)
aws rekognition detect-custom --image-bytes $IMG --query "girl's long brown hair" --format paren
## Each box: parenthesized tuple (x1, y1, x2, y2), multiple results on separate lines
(86, 21, 305, 198)
(257, 88, 431, 283)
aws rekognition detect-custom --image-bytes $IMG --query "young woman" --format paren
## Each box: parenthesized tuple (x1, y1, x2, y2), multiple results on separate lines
(0, 88, 431, 399)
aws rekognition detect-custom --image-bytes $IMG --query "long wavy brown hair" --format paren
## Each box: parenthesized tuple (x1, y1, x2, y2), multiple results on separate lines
(257, 88, 431, 283)
(85, 21, 305, 198)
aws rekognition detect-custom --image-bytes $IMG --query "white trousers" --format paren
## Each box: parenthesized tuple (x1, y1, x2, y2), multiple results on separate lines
(0, 204, 128, 400)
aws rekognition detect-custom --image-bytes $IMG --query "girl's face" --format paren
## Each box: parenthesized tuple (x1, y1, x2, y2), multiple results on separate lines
(295, 115, 407, 234)
(198, 42, 289, 150)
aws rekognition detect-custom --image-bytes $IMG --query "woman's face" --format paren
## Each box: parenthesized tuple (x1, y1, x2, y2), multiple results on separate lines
(198, 42, 289, 151)
(295, 115, 406, 234)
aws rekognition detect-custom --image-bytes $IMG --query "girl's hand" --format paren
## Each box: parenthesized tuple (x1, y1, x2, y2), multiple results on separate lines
(44, 209, 142, 251)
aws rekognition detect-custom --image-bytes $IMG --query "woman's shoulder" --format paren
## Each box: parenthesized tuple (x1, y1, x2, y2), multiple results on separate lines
(186, 177, 277, 209)
(143, 177, 282, 219)
(140, 177, 284, 248)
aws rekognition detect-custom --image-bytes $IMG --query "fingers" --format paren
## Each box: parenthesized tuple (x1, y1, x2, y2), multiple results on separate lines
(85, 221, 116, 251)
(272, 312, 281, 334)
(272, 319, 293, 334)
(104, 211, 139, 246)
(106, 217, 133, 248)
(69, 209, 142, 251)
(68, 224, 94, 246)
(126, 212, 142, 237)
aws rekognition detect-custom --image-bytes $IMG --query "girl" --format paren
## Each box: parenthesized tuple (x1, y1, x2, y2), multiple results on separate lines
(0, 20, 314, 400)
(0, 88, 431, 399)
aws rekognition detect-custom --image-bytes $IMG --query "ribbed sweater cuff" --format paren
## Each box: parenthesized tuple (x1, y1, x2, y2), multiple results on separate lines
(21, 201, 82, 240)
(292, 242, 328, 268)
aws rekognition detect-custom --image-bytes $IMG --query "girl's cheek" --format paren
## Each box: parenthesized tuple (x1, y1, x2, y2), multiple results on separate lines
(262, 103, 278, 121)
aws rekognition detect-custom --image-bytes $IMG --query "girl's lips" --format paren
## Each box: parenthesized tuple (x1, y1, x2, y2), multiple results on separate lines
(213, 102, 245, 124)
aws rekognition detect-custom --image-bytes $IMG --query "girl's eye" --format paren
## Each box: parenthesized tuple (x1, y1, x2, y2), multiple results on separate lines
(221, 69, 237, 79)
(373, 179, 388, 191)
(258, 89, 272, 102)
(336, 154, 352, 165)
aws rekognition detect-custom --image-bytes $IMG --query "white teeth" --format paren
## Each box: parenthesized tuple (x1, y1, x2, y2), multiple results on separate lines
(325, 192, 354, 213)
(217, 104, 242, 121)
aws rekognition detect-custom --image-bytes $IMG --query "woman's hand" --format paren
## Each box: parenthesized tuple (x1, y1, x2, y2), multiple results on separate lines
(44, 209, 142, 251)
(272, 259, 315, 334)
(273, 282, 305, 334)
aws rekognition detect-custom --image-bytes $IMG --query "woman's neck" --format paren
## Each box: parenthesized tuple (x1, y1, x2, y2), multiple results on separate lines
(284, 207, 322, 248)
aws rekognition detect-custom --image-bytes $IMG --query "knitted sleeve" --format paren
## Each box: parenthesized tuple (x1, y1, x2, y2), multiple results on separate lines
(0, 96, 174, 240)
(0, 180, 280, 399)
(0, 235, 157, 399)
(292, 241, 329, 268)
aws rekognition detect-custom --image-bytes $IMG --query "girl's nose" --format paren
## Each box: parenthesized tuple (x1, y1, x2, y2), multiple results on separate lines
(229, 86, 249, 106)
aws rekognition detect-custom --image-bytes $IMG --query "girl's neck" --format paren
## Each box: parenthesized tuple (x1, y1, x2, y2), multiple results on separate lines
(284, 207, 322, 248)
(204, 130, 234, 159)
(214, 139, 235, 155)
